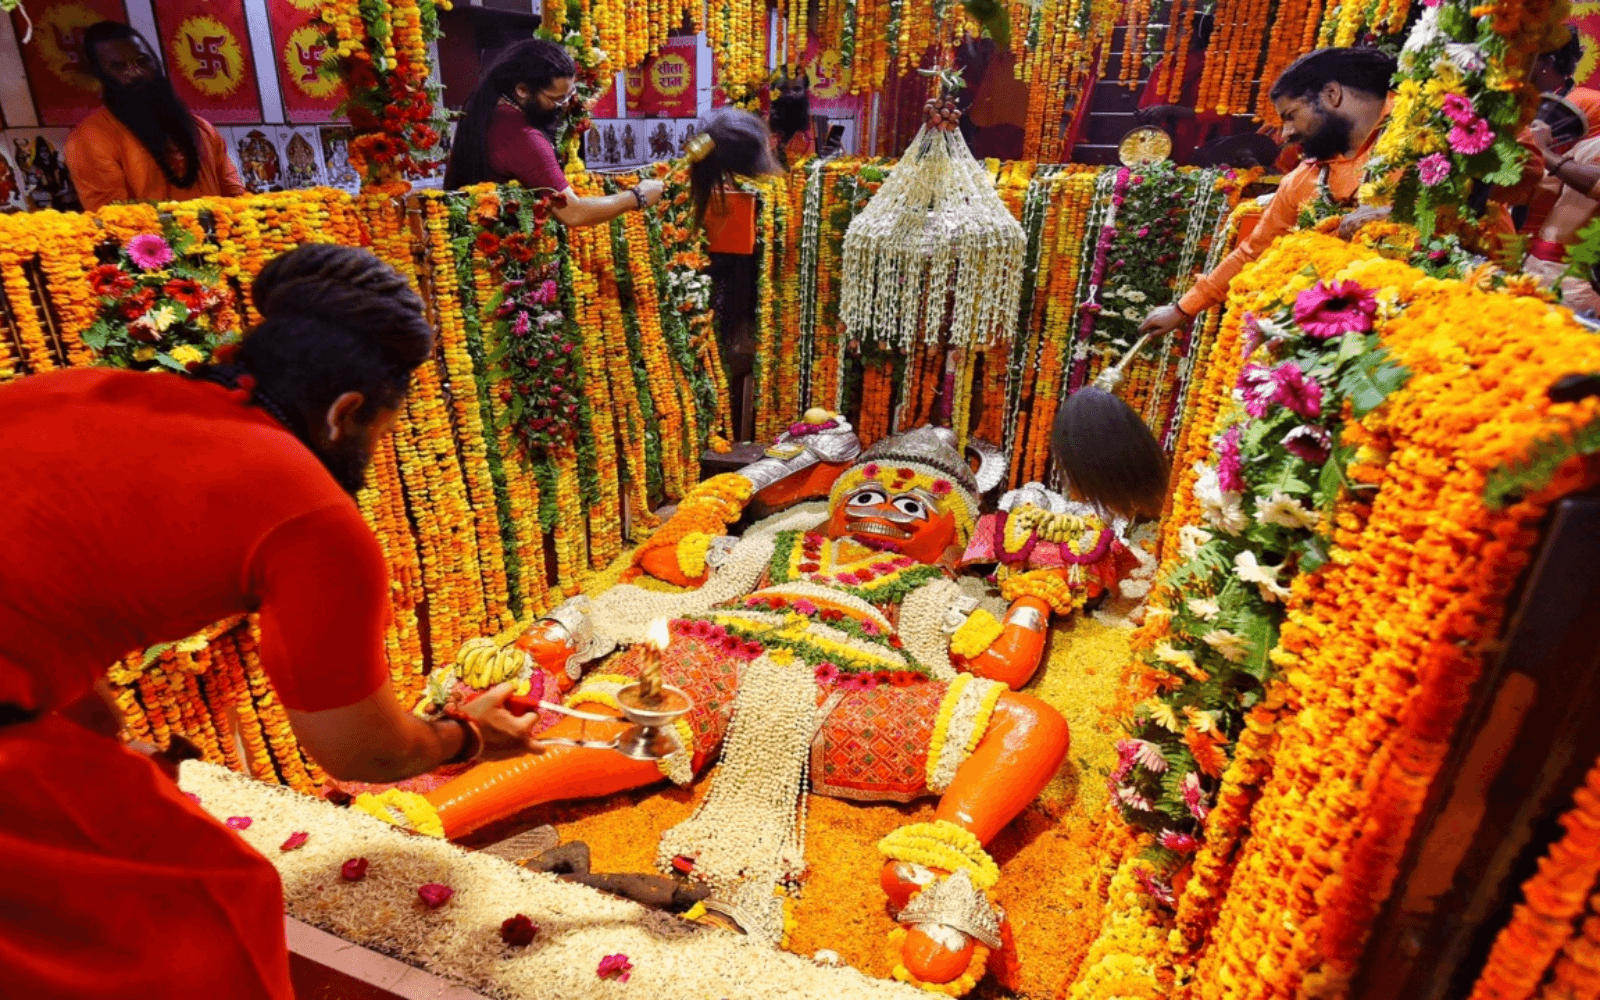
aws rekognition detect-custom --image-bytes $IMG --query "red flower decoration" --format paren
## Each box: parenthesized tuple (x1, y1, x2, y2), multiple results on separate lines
(862, 464, 880, 477)
(768, 596, 788, 610)
(888, 635, 904, 650)
(500, 914, 538, 947)
(799, 562, 821, 573)
(163, 277, 208, 310)
(341, 858, 369, 882)
(225, 816, 252, 830)
(475, 232, 502, 256)
(931, 480, 952, 496)
(280, 831, 310, 852)
(89, 264, 132, 297)
(597, 953, 633, 982)
(417, 883, 455, 908)
(895, 467, 916, 480)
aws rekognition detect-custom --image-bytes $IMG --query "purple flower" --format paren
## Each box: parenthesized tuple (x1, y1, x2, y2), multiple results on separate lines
(1283, 425, 1333, 465)
(1418, 152, 1452, 188)
(530, 279, 559, 305)
(1217, 425, 1245, 493)
(1110, 738, 1141, 785)
(1448, 118, 1494, 156)
(1271, 362, 1324, 419)
(1240, 313, 1263, 358)
(127, 233, 174, 270)
(1441, 93, 1477, 127)
(1293, 280, 1377, 339)
(1238, 363, 1277, 417)
(511, 311, 532, 336)
(791, 599, 818, 615)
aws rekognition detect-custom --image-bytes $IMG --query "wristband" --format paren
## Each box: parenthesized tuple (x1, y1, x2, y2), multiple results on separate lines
(630, 187, 647, 211)
(440, 708, 484, 765)
(1173, 301, 1193, 320)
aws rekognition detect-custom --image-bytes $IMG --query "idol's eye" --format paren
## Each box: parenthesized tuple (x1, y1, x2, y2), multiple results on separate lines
(848, 487, 888, 507)
(892, 495, 928, 520)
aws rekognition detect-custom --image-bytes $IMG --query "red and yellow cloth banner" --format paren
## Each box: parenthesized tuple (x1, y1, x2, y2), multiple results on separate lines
(626, 34, 696, 117)
(14, 0, 126, 127)
(265, 0, 343, 123)
(153, 0, 263, 124)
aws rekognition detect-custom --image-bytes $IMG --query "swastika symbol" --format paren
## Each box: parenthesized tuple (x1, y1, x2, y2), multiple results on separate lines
(186, 33, 232, 79)
(295, 41, 327, 82)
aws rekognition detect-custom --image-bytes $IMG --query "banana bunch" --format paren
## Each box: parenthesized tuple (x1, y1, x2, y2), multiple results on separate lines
(455, 637, 534, 691)
(1034, 511, 1094, 545)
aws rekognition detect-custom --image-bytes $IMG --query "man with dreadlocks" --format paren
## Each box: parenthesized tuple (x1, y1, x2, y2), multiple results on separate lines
(0, 245, 543, 998)
(64, 22, 245, 213)
(446, 38, 664, 227)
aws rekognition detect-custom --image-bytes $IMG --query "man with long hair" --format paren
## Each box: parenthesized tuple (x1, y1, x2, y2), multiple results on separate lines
(445, 38, 663, 227)
(1141, 47, 1398, 337)
(0, 245, 543, 997)
(64, 22, 245, 213)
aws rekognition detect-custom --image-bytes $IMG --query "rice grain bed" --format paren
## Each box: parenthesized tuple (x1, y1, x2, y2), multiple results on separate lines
(180, 761, 926, 999)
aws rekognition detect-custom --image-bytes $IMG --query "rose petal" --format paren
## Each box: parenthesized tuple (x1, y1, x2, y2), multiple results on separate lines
(280, 831, 310, 852)
(341, 857, 369, 882)
(225, 816, 252, 830)
(417, 883, 455, 908)
(500, 914, 538, 947)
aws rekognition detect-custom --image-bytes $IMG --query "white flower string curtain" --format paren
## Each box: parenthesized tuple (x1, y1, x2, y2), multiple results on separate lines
(840, 124, 1026, 351)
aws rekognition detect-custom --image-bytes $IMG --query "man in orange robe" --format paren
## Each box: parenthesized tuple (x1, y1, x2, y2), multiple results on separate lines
(64, 22, 244, 213)
(1140, 47, 1399, 336)
(0, 245, 540, 997)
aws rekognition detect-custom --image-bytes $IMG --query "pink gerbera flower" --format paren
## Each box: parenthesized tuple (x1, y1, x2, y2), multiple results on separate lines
(1440, 93, 1477, 127)
(127, 233, 174, 270)
(1240, 312, 1263, 358)
(1293, 280, 1377, 339)
(1160, 831, 1199, 853)
(1238, 363, 1277, 417)
(1271, 362, 1324, 419)
(1418, 152, 1452, 188)
(1448, 117, 1494, 156)
(814, 662, 841, 685)
(1182, 771, 1211, 822)
(1283, 424, 1333, 465)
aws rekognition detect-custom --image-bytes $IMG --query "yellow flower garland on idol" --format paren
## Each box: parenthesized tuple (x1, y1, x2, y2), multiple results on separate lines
(878, 820, 1001, 891)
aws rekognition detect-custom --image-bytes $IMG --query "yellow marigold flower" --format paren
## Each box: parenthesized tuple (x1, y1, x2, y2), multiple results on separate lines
(133, 346, 157, 362)
(170, 344, 205, 366)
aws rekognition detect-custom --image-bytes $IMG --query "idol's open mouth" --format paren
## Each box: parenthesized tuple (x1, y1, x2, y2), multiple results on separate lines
(848, 520, 912, 540)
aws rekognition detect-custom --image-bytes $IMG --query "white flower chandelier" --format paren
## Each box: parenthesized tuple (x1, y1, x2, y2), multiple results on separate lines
(840, 123, 1026, 349)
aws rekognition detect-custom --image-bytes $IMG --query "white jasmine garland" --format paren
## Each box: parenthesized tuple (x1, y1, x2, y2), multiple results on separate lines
(925, 675, 1008, 794)
(898, 578, 964, 682)
(177, 762, 922, 999)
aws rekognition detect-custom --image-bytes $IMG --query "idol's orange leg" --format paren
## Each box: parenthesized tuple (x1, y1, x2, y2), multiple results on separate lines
(884, 693, 1070, 984)
(960, 597, 1052, 690)
(424, 712, 667, 840)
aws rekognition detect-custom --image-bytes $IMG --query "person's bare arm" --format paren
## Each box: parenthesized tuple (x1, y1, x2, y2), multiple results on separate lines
(288, 680, 538, 783)
(551, 180, 663, 228)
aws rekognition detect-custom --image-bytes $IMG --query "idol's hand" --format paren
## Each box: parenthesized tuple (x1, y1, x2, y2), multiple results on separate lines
(1140, 304, 1189, 336)
(461, 682, 544, 758)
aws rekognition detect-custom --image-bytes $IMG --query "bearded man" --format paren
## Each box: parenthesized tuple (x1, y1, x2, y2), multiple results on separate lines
(64, 22, 245, 213)
(1140, 47, 1399, 337)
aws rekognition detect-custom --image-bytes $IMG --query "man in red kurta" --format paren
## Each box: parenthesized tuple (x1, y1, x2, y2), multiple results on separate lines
(0, 245, 539, 997)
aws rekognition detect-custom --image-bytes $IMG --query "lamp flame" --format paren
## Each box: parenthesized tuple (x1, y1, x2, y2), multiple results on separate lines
(646, 617, 671, 652)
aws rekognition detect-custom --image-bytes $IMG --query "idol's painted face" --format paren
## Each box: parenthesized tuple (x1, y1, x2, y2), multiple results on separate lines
(825, 483, 958, 565)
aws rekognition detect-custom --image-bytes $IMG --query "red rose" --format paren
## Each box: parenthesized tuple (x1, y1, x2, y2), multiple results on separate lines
(500, 914, 538, 946)
(89, 264, 132, 297)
